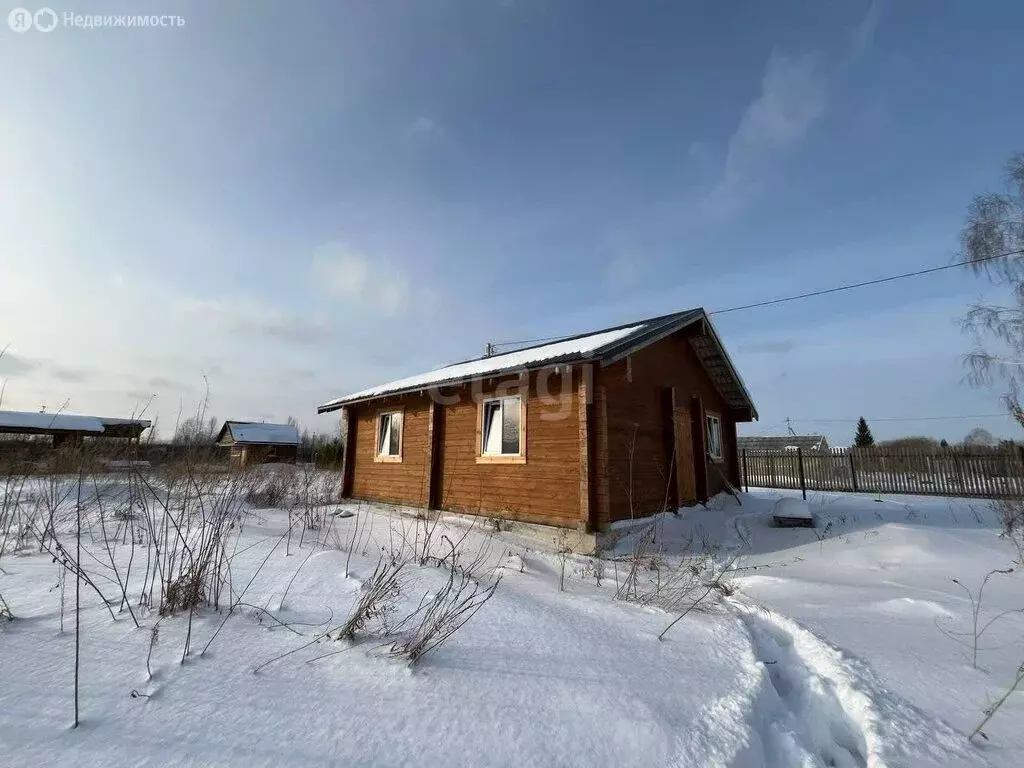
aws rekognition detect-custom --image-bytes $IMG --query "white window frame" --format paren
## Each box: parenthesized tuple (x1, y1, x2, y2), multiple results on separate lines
(706, 412, 723, 461)
(375, 410, 403, 463)
(477, 395, 526, 464)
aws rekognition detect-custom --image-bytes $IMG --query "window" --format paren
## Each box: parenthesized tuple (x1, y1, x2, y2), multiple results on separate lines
(376, 411, 402, 461)
(706, 413, 722, 461)
(480, 396, 524, 459)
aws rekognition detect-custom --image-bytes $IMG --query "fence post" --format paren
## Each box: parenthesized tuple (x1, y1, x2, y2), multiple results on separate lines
(848, 450, 859, 493)
(952, 450, 967, 496)
(1018, 446, 1024, 497)
(742, 448, 749, 493)
(797, 446, 807, 500)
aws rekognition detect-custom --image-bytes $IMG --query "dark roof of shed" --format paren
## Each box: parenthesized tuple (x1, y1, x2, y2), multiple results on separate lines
(318, 308, 757, 418)
(216, 421, 301, 446)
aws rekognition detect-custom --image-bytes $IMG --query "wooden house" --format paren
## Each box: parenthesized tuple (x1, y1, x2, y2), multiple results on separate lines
(216, 422, 300, 468)
(317, 308, 757, 532)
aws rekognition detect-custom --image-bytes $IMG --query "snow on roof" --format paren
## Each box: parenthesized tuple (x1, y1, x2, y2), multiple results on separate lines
(0, 411, 105, 432)
(738, 435, 828, 452)
(319, 322, 649, 410)
(226, 422, 300, 445)
(0, 410, 151, 433)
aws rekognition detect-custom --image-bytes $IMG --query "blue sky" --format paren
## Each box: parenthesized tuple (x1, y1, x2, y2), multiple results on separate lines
(1, 0, 1023, 444)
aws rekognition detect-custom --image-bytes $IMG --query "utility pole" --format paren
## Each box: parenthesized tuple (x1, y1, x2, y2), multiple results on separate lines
(484, 342, 496, 357)
(786, 416, 796, 436)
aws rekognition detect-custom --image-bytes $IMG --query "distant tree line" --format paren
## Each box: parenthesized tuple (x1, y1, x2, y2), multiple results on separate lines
(851, 417, 1015, 451)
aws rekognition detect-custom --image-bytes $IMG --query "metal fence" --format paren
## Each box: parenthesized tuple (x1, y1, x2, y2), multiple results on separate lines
(742, 446, 1024, 499)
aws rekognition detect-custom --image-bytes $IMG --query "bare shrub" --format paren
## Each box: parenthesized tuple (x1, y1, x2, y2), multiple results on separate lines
(146, 621, 161, 679)
(555, 530, 572, 592)
(936, 567, 1022, 669)
(657, 551, 741, 641)
(388, 568, 501, 666)
(245, 468, 293, 509)
(135, 465, 251, 616)
(335, 557, 404, 641)
(296, 464, 339, 548)
(0, 472, 31, 619)
(615, 525, 652, 601)
(609, 514, 743, 639)
(427, 526, 495, 581)
(991, 498, 1024, 562)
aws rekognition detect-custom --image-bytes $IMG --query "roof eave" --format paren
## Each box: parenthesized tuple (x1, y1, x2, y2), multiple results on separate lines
(316, 355, 597, 413)
(700, 313, 759, 420)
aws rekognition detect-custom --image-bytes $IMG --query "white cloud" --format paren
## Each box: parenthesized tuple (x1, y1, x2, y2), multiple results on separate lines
(703, 50, 828, 216)
(313, 242, 414, 316)
(176, 296, 331, 343)
(314, 244, 370, 298)
(378, 277, 410, 315)
(404, 115, 442, 142)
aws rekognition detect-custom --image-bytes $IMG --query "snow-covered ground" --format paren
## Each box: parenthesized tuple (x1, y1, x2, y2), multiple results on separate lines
(1, 475, 1021, 767)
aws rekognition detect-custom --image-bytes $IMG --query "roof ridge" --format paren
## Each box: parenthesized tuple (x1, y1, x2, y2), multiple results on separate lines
(438, 308, 702, 370)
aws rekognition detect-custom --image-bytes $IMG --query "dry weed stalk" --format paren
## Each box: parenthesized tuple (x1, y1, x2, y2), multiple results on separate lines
(971, 662, 1024, 742)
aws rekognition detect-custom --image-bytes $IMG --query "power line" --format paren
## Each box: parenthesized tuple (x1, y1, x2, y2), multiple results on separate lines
(490, 247, 1024, 349)
(710, 248, 1024, 316)
(789, 414, 1008, 423)
(492, 334, 568, 348)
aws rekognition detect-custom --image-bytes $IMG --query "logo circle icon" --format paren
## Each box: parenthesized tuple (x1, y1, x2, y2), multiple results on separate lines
(34, 7, 57, 32)
(8, 7, 34, 32)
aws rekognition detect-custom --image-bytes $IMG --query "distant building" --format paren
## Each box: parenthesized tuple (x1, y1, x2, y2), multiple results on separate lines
(0, 409, 150, 447)
(216, 421, 300, 468)
(737, 434, 829, 453)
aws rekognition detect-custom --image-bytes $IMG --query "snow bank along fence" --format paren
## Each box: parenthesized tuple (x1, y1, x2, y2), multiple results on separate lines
(741, 446, 1024, 499)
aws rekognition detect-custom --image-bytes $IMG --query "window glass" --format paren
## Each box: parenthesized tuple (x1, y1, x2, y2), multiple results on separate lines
(706, 414, 722, 459)
(483, 401, 503, 454)
(377, 412, 401, 456)
(482, 397, 521, 456)
(389, 412, 402, 455)
(501, 397, 521, 454)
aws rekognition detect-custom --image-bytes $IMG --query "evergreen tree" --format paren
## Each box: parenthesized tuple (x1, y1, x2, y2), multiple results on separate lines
(854, 417, 875, 448)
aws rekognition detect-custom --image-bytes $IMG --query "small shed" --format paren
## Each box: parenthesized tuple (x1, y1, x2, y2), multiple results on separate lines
(216, 421, 300, 468)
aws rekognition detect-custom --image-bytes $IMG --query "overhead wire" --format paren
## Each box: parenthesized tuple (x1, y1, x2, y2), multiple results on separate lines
(489, 248, 1024, 349)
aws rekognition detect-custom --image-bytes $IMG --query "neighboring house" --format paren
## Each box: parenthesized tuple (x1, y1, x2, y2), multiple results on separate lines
(216, 422, 300, 468)
(737, 435, 830, 453)
(317, 308, 757, 531)
(0, 409, 151, 446)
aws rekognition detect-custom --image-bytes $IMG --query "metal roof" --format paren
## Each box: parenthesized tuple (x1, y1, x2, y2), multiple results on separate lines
(217, 421, 300, 446)
(318, 308, 757, 418)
